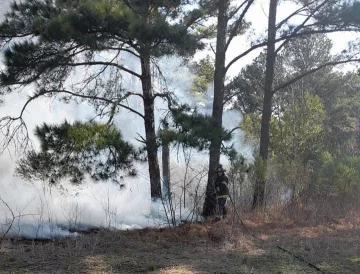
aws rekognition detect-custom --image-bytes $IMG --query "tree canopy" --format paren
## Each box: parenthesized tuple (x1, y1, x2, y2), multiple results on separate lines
(16, 121, 138, 184)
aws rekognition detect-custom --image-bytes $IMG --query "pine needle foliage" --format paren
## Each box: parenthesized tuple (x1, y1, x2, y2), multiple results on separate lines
(0, 0, 205, 87)
(189, 55, 214, 94)
(16, 121, 138, 185)
(158, 105, 236, 158)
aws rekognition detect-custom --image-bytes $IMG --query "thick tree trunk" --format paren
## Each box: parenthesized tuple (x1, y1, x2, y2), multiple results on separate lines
(162, 122, 170, 199)
(141, 54, 162, 199)
(202, 0, 229, 217)
(252, 0, 278, 209)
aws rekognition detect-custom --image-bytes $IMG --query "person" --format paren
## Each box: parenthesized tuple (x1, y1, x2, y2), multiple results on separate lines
(214, 164, 229, 219)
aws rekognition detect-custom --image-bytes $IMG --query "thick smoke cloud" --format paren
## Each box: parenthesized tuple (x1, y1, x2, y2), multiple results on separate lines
(0, 51, 199, 239)
(0, 0, 251, 239)
(0, 56, 248, 238)
(0, 88, 165, 238)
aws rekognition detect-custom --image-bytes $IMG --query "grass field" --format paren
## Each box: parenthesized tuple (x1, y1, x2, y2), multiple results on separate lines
(0, 214, 359, 274)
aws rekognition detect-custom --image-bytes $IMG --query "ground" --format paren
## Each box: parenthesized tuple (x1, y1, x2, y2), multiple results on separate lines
(0, 215, 359, 274)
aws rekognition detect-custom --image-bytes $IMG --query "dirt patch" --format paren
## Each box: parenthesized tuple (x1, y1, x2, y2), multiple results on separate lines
(0, 219, 359, 273)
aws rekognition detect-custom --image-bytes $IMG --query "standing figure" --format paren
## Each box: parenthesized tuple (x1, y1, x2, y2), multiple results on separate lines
(215, 164, 229, 218)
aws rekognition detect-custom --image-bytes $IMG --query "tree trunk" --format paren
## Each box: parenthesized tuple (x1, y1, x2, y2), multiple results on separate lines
(162, 121, 170, 199)
(141, 54, 162, 199)
(252, 0, 278, 209)
(202, 0, 229, 217)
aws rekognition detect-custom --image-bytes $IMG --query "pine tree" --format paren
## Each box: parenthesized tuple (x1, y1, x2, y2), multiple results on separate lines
(203, 0, 254, 217)
(0, 0, 208, 198)
(252, 0, 360, 208)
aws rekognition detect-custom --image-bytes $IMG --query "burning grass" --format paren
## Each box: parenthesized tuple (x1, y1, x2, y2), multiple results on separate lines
(0, 216, 359, 273)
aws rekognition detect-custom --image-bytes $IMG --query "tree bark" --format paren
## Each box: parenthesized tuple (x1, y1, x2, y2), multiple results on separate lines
(252, 0, 278, 209)
(162, 121, 170, 199)
(202, 0, 229, 217)
(141, 54, 162, 199)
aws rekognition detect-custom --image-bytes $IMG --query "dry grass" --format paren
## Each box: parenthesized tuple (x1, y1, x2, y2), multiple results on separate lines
(0, 215, 359, 274)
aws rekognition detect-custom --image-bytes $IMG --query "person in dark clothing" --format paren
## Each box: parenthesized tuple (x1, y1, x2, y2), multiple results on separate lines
(214, 164, 229, 218)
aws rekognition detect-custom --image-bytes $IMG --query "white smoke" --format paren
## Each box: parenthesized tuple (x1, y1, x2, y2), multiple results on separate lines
(0, 51, 253, 238)
(0, 58, 205, 238)
(0, 0, 253, 239)
(0, 88, 157, 238)
(0, 54, 202, 240)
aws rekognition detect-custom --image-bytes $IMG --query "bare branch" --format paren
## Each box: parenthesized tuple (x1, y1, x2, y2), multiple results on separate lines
(275, 0, 319, 30)
(229, 126, 241, 135)
(109, 43, 140, 58)
(273, 58, 360, 94)
(0, 117, 30, 153)
(0, 196, 39, 242)
(225, 40, 267, 73)
(275, 0, 330, 54)
(54, 89, 146, 119)
(0, 74, 145, 151)
(117, 103, 144, 119)
(228, 0, 250, 20)
(0, 196, 15, 243)
(135, 133, 146, 144)
(154, 92, 169, 99)
(63, 61, 141, 78)
(223, 90, 241, 106)
(225, 0, 255, 51)
(226, 25, 358, 74)
(210, 43, 216, 54)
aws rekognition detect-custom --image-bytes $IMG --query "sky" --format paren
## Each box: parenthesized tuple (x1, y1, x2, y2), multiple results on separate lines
(0, 0, 358, 238)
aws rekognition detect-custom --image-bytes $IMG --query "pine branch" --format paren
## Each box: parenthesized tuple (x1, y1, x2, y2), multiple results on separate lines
(273, 57, 360, 94)
(275, 0, 330, 54)
(229, 127, 241, 135)
(62, 61, 141, 78)
(225, 0, 255, 51)
(226, 26, 359, 74)
(275, 0, 319, 30)
(135, 133, 146, 144)
(184, 1, 218, 29)
(228, 0, 250, 20)
(225, 41, 267, 73)
(225, 0, 360, 73)
(56, 89, 146, 119)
